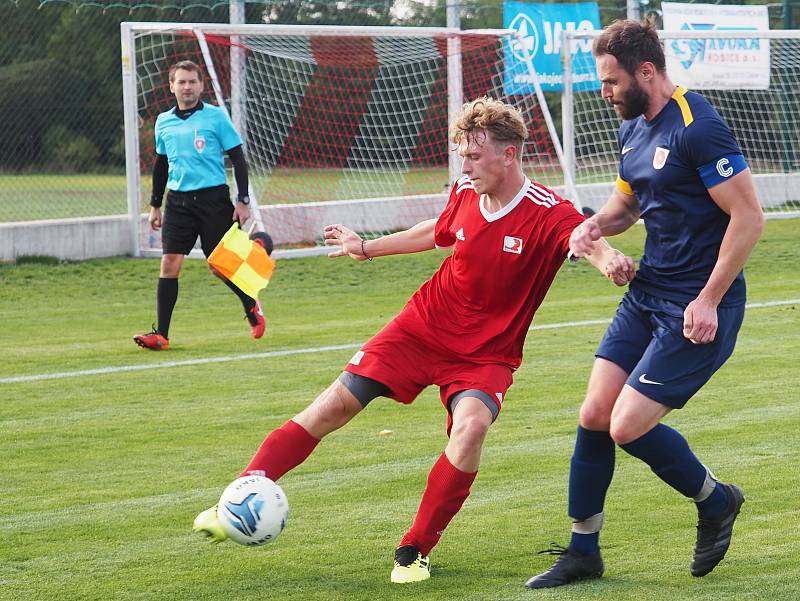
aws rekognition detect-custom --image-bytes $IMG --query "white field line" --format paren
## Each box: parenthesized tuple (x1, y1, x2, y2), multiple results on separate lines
(2, 298, 797, 385)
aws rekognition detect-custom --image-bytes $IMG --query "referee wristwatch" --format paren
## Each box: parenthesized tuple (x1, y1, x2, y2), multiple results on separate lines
(237, 195, 251, 205)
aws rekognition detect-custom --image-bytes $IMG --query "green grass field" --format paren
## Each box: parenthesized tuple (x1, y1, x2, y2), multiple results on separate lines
(0, 174, 129, 222)
(1, 168, 794, 224)
(1, 220, 798, 601)
(0, 165, 565, 223)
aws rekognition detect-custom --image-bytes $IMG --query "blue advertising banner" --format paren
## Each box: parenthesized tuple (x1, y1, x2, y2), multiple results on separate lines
(503, 1, 601, 93)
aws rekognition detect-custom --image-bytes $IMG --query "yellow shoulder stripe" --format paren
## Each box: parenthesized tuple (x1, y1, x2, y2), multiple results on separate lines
(672, 85, 694, 127)
(615, 175, 633, 196)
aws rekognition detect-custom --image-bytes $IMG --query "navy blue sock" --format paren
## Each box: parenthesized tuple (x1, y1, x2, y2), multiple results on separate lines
(696, 482, 728, 518)
(568, 426, 615, 555)
(570, 532, 600, 556)
(619, 423, 706, 498)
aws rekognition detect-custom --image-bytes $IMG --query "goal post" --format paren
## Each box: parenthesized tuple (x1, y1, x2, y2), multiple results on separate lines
(562, 29, 800, 218)
(121, 23, 566, 258)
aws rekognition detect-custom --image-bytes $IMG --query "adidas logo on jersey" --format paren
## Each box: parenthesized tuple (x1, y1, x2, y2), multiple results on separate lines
(349, 350, 364, 366)
(456, 228, 465, 241)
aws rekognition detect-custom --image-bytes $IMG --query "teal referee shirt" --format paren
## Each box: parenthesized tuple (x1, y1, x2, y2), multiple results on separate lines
(155, 102, 242, 192)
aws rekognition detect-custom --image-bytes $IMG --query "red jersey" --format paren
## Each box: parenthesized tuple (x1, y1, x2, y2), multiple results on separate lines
(393, 176, 585, 369)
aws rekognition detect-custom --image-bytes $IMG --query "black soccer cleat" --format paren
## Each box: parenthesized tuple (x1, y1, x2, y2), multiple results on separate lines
(691, 483, 745, 577)
(525, 544, 604, 589)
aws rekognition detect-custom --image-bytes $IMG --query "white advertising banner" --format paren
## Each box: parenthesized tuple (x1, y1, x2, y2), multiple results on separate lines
(662, 2, 770, 89)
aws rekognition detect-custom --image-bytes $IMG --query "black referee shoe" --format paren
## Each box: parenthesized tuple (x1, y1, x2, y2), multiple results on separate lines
(691, 483, 745, 577)
(525, 544, 603, 589)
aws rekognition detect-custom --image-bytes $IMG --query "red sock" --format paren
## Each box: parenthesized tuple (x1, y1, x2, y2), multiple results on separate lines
(399, 453, 477, 556)
(239, 419, 320, 481)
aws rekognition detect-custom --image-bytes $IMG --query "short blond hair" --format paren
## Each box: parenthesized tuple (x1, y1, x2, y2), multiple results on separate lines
(450, 96, 528, 153)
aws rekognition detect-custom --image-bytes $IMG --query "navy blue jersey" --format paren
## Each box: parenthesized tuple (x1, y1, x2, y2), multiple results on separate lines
(155, 102, 242, 192)
(616, 87, 748, 307)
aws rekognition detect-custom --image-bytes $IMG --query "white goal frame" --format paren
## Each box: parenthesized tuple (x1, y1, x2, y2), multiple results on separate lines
(121, 23, 565, 258)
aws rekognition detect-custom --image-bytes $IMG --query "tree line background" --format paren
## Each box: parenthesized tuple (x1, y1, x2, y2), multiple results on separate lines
(1, 0, 796, 174)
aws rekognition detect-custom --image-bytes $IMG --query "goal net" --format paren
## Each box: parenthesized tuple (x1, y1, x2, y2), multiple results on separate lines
(562, 30, 800, 217)
(121, 24, 564, 256)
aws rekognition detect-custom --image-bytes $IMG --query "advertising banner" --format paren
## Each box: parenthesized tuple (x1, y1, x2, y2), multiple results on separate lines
(662, 2, 770, 89)
(503, 1, 601, 93)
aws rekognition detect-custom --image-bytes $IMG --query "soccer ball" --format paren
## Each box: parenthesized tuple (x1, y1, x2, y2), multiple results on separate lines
(217, 475, 289, 546)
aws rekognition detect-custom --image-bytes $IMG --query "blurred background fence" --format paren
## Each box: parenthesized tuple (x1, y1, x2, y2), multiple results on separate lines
(0, 0, 797, 259)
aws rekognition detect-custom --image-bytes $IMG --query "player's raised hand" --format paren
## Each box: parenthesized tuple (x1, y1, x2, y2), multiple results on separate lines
(683, 297, 719, 344)
(570, 220, 603, 258)
(324, 224, 369, 261)
(604, 252, 635, 286)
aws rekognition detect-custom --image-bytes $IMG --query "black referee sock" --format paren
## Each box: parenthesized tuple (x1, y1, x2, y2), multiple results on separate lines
(222, 278, 256, 312)
(157, 277, 179, 339)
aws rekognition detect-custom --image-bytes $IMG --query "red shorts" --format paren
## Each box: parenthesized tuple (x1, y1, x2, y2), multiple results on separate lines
(344, 317, 514, 434)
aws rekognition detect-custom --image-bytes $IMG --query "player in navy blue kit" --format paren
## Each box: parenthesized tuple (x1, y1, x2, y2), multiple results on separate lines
(525, 20, 765, 589)
(134, 60, 265, 350)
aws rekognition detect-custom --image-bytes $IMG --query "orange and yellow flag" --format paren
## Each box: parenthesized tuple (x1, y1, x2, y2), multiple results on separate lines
(208, 224, 275, 300)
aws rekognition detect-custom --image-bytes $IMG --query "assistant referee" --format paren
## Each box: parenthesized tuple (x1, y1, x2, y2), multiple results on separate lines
(134, 60, 264, 350)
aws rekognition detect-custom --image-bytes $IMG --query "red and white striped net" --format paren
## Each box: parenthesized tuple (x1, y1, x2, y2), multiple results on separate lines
(135, 30, 561, 249)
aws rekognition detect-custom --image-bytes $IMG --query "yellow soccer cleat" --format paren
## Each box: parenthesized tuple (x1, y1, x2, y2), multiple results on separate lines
(192, 504, 228, 543)
(390, 545, 431, 583)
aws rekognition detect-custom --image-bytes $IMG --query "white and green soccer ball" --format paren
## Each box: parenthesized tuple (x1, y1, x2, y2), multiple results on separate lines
(217, 475, 289, 546)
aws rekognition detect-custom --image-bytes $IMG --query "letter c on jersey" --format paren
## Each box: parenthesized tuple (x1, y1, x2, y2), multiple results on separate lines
(716, 158, 733, 178)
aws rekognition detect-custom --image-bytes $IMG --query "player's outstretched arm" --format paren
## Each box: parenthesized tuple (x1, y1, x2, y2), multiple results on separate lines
(581, 238, 635, 286)
(324, 219, 437, 261)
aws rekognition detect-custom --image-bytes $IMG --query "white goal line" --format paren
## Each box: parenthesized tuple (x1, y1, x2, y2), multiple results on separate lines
(2, 299, 796, 385)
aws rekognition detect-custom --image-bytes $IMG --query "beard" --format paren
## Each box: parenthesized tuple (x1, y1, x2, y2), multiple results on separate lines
(613, 80, 649, 120)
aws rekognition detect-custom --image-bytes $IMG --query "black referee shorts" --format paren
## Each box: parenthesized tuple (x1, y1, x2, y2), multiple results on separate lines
(162, 185, 234, 256)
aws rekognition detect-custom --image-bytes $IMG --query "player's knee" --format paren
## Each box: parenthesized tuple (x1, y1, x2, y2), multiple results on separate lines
(608, 419, 640, 446)
(450, 414, 490, 449)
(579, 398, 612, 431)
(160, 255, 182, 277)
(320, 385, 362, 427)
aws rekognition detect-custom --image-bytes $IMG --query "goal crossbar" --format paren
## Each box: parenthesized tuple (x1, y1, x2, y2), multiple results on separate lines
(123, 22, 516, 38)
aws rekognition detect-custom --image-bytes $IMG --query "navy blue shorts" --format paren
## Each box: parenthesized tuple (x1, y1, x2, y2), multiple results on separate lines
(596, 287, 744, 408)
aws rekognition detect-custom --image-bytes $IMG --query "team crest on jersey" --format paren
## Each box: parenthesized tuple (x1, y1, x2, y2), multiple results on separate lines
(456, 227, 465, 241)
(194, 130, 206, 153)
(503, 236, 523, 254)
(652, 146, 670, 170)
